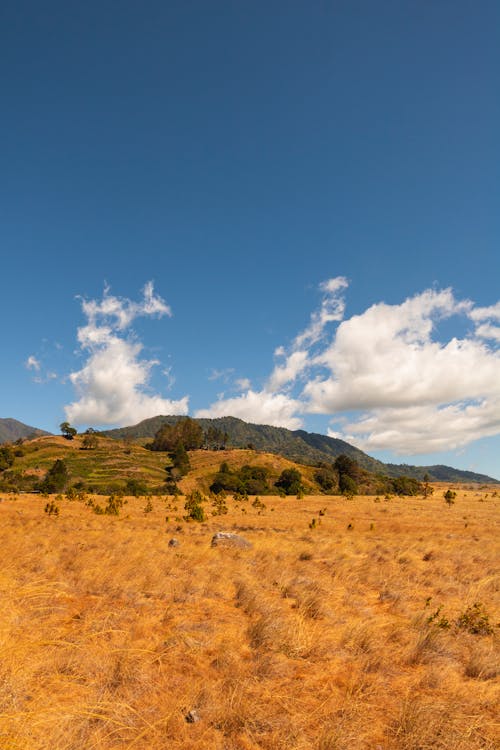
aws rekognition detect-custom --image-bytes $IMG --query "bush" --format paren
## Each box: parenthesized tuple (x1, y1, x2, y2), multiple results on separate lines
(184, 490, 206, 522)
(339, 474, 358, 496)
(125, 478, 149, 496)
(456, 603, 493, 635)
(275, 468, 303, 495)
(38, 460, 69, 494)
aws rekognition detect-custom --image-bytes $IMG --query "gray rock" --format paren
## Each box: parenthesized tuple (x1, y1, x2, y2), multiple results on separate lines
(185, 709, 201, 723)
(211, 532, 252, 549)
(168, 538, 179, 547)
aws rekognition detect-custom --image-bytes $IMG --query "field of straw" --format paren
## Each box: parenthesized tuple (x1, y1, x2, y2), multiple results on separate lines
(0, 485, 498, 749)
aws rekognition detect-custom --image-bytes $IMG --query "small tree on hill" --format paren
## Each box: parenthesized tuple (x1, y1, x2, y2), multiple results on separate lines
(60, 421, 77, 440)
(82, 430, 99, 450)
(0, 444, 15, 472)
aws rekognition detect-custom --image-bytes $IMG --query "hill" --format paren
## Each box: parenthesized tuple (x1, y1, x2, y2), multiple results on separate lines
(0, 434, 322, 495)
(0, 417, 51, 443)
(100, 415, 499, 484)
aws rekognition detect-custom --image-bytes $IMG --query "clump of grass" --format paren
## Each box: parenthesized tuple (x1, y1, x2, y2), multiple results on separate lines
(456, 602, 494, 635)
(44, 500, 59, 516)
(251, 496, 266, 511)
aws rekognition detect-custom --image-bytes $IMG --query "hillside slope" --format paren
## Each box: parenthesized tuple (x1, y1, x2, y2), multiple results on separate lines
(0, 417, 51, 443)
(100, 415, 499, 483)
(0, 435, 319, 495)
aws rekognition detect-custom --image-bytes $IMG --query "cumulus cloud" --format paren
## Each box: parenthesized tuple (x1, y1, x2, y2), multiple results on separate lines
(195, 390, 302, 429)
(305, 287, 499, 453)
(65, 283, 188, 426)
(304, 289, 494, 412)
(63, 277, 500, 452)
(333, 398, 500, 454)
(197, 279, 500, 453)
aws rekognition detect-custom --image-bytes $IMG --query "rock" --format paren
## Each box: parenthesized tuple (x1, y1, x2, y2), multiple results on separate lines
(211, 532, 252, 549)
(185, 709, 201, 723)
(168, 538, 179, 547)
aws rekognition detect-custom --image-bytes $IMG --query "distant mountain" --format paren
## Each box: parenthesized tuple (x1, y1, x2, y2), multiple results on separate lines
(100, 415, 499, 484)
(0, 418, 51, 444)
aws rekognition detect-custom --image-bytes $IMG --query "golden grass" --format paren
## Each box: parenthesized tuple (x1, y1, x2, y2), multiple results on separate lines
(0, 485, 498, 749)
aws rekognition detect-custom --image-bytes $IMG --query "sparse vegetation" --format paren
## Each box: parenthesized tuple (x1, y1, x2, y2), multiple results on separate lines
(0, 483, 497, 748)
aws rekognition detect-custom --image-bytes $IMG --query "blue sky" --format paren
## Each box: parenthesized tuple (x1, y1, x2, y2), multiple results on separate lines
(1, 1, 499, 478)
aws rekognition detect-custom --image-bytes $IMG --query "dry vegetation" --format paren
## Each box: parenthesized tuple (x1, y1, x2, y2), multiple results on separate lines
(0, 485, 498, 749)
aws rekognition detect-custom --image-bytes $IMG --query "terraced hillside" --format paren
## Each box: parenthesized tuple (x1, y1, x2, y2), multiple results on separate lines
(0, 435, 320, 495)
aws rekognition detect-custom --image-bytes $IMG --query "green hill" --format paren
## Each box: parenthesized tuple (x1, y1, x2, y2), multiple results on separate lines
(101, 415, 499, 484)
(0, 434, 168, 494)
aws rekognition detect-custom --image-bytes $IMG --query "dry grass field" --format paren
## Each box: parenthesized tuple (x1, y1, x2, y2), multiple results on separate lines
(0, 485, 498, 749)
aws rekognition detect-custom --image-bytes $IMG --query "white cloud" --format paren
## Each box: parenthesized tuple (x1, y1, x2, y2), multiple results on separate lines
(334, 399, 500, 454)
(267, 350, 310, 392)
(475, 323, 500, 342)
(26, 355, 41, 371)
(195, 278, 350, 429)
(469, 301, 500, 322)
(303, 287, 499, 453)
(266, 276, 349, 393)
(304, 289, 496, 412)
(63, 278, 500, 453)
(65, 283, 188, 426)
(293, 276, 348, 350)
(201, 282, 499, 453)
(195, 390, 303, 430)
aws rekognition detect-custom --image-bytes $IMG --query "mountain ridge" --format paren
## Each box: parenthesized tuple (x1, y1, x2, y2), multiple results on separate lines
(0, 418, 52, 444)
(100, 415, 499, 484)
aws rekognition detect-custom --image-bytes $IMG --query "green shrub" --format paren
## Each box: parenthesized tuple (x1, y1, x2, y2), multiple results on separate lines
(184, 490, 206, 522)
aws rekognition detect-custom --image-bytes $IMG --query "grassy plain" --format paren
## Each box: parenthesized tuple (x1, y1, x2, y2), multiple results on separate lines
(0, 485, 498, 749)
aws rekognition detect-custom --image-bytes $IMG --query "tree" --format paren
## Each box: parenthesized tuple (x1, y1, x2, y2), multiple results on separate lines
(204, 426, 229, 450)
(81, 431, 99, 450)
(149, 418, 203, 452)
(125, 478, 149, 496)
(171, 443, 190, 477)
(60, 422, 77, 440)
(39, 459, 69, 493)
(334, 454, 360, 495)
(0, 444, 15, 472)
(314, 465, 337, 493)
(390, 476, 423, 496)
(339, 474, 358, 496)
(275, 468, 303, 496)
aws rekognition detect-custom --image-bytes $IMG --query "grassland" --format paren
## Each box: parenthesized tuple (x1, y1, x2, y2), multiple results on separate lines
(0, 485, 498, 749)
